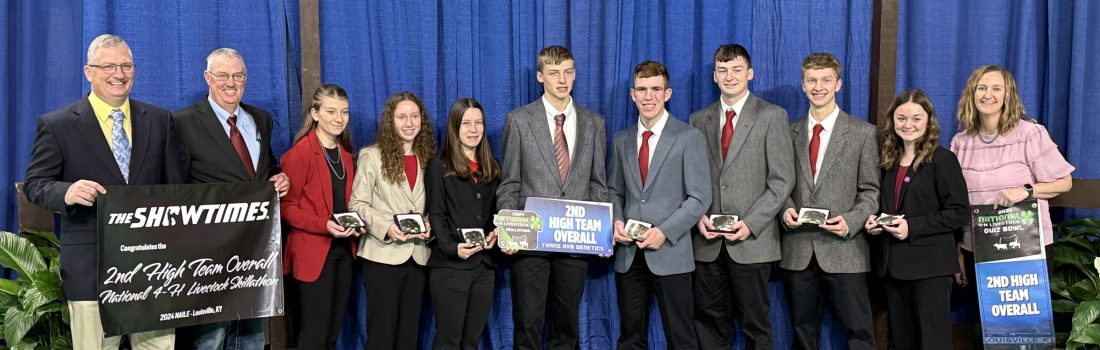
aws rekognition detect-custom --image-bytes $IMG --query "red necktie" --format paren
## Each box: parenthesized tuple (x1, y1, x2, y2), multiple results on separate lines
(721, 109, 736, 161)
(639, 130, 654, 185)
(228, 114, 256, 180)
(809, 124, 824, 179)
(553, 114, 570, 183)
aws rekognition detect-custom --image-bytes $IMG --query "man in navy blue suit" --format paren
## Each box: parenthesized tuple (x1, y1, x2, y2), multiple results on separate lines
(23, 33, 182, 350)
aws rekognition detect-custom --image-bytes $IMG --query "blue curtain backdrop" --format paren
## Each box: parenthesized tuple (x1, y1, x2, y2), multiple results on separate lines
(4, 0, 1097, 349)
(895, 0, 1100, 221)
(320, 1, 869, 349)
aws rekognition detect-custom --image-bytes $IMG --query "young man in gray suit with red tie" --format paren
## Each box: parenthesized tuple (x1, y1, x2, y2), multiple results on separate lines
(608, 60, 711, 349)
(497, 45, 608, 350)
(690, 44, 795, 350)
(780, 52, 880, 350)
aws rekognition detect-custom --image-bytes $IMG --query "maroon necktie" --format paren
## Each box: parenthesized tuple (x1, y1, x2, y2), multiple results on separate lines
(553, 114, 570, 183)
(228, 114, 256, 180)
(721, 109, 736, 161)
(809, 124, 824, 179)
(639, 130, 654, 185)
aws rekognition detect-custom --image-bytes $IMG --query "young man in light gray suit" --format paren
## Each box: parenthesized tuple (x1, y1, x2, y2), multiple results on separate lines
(689, 44, 795, 350)
(609, 60, 711, 349)
(780, 52, 880, 350)
(496, 45, 608, 350)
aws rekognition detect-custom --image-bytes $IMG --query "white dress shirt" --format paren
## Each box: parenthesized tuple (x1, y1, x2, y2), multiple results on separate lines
(719, 91, 750, 130)
(542, 96, 577, 157)
(636, 110, 670, 165)
(806, 106, 840, 184)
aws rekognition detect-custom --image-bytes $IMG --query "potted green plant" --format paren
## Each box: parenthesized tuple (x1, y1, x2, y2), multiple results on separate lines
(0, 229, 70, 349)
(1052, 218, 1100, 350)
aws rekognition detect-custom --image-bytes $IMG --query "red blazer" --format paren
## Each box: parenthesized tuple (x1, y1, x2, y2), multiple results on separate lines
(280, 130, 356, 282)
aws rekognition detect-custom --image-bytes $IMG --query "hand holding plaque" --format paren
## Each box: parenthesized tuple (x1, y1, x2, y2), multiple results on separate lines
(708, 214, 740, 233)
(461, 228, 488, 248)
(624, 219, 652, 242)
(875, 213, 904, 227)
(392, 213, 431, 243)
(797, 208, 830, 225)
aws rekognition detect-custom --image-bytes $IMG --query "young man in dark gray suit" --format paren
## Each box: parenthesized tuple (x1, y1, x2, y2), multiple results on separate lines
(780, 52, 880, 350)
(690, 44, 795, 350)
(172, 48, 289, 350)
(496, 45, 608, 350)
(609, 60, 711, 349)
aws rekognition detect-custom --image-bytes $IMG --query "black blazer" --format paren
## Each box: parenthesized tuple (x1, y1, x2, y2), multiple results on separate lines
(873, 146, 970, 280)
(173, 99, 279, 183)
(23, 96, 183, 300)
(425, 156, 500, 269)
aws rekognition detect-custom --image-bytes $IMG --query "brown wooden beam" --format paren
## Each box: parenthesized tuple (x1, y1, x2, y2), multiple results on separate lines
(1049, 178, 1100, 208)
(869, 0, 899, 127)
(301, 0, 321, 115)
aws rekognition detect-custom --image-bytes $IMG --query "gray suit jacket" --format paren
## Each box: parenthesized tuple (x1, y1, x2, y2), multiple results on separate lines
(497, 99, 608, 210)
(609, 116, 711, 276)
(780, 110, 880, 274)
(689, 95, 795, 264)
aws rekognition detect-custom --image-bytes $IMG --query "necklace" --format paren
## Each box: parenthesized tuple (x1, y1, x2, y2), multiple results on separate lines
(323, 146, 346, 180)
(978, 132, 999, 144)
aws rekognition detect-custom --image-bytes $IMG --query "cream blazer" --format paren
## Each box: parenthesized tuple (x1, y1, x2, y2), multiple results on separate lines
(350, 145, 431, 265)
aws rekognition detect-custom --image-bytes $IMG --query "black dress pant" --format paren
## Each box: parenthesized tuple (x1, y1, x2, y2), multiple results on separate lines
(694, 245, 773, 350)
(362, 258, 427, 350)
(429, 264, 495, 350)
(509, 253, 588, 350)
(296, 242, 353, 350)
(884, 275, 952, 350)
(784, 255, 875, 350)
(616, 251, 696, 350)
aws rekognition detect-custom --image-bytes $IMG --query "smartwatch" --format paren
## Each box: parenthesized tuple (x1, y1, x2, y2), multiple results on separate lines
(1024, 183, 1034, 200)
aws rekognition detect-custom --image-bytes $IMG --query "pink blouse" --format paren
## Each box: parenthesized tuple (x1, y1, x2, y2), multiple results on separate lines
(950, 120, 1075, 250)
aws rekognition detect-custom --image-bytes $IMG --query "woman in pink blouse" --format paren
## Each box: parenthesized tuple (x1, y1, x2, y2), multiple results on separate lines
(949, 65, 1074, 322)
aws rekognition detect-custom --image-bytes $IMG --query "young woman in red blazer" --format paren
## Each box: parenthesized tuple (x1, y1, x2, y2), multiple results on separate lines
(280, 84, 358, 349)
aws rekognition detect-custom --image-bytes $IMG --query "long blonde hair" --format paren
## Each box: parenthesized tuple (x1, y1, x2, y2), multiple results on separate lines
(956, 65, 1026, 135)
(879, 89, 940, 170)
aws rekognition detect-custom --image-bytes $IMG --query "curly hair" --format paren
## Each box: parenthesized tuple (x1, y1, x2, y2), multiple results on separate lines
(375, 91, 436, 184)
(956, 65, 1027, 135)
(879, 88, 940, 170)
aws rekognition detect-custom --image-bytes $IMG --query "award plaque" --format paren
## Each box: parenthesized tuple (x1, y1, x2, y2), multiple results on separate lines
(709, 214, 739, 233)
(624, 219, 653, 241)
(393, 213, 426, 235)
(797, 208, 830, 225)
(332, 212, 366, 232)
(461, 228, 487, 248)
(875, 213, 905, 227)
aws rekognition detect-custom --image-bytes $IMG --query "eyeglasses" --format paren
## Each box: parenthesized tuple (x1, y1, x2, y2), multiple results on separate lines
(87, 63, 135, 73)
(207, 71, 247, 82)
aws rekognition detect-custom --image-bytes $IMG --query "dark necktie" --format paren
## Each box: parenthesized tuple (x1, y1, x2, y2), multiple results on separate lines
(553, 114, 570, 183)
(640, 130, 654, 185)
(809, 124, 824, 180)
(721, 109, 736, 161)
(227, 114, 256, 180)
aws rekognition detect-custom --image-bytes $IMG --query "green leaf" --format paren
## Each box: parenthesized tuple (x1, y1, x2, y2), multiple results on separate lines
(1073, 301, 1100, 332)
(1058, 237, 1099, 254)
(30, 271, 62, 302)
(1070, 279, 1100, 303)
(1056, 246, 1097, 272)
(9, 339, 38, 350)
(34, 301, 63, 315)
(0, 291, 18, 309)
(3, 306, 39, 345)
(0, 278, 20, 295)
(19, 288, 50, 312)
(49, 335, 72, 350)
(0, 232, 47, 278)
(1069, 323, 1100, 345)
(1056, 299, 1081, 313)
(19, 229, 59, 247)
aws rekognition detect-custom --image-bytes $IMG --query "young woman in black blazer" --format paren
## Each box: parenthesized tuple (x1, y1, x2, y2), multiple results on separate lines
(425, 98, 501, 349)
(863, 88, 970, 350)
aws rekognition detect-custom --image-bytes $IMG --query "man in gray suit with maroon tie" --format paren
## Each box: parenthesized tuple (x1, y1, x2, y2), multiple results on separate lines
(496, 45, 608, 350)
(780, 52, 880, 350)
(690, 44, 795, 350)
(608, 60, 710, 349)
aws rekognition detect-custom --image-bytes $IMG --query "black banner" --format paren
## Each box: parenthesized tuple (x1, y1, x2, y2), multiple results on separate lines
(95, 183, 284, 336)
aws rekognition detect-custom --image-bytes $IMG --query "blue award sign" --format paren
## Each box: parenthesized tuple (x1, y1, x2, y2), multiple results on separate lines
(494, 197, 614, 255)
(972, 200, 1055, 349)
